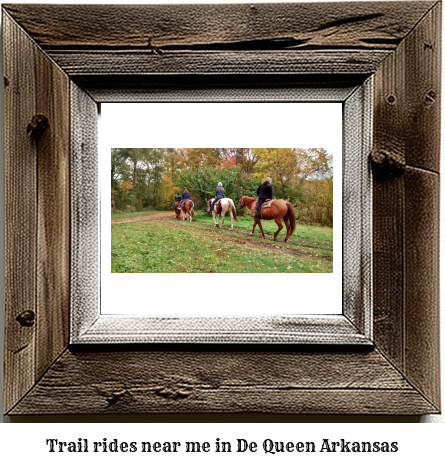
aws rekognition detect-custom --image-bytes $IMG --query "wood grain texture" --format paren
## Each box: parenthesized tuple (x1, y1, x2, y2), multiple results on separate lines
(76, 75, 365, 104)
(8, 349, 437, 415)
(3, 12, 37, 414)
(3, 11, 71, 413)
(404, 2, 441, 172)
(372, 3, 441, 411)
(35, 42, 71, 380)
(3, 2, 435, 50)
(47, 50, 390, 77)
(372, 174, 405, 368)
(372, 8, 407, 371)
(404, 168, 440, 408)
(70, 83, 99, 340)
(342, 81, 372, 336)
(75, 316, 370, 345)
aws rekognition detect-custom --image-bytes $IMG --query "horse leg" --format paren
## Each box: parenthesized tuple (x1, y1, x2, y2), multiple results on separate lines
(257, 220, 266, 239)
(182, 210, 186, 221)
(221, 211, 225, 228)
(249, 217, 258, 236)
(283, 217, 291, 242)
(273, 218, 284, 241)
(229, 210, 234, 231)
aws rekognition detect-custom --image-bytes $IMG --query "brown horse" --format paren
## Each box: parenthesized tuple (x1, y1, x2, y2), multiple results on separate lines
(173, 201, 181, 219)
(238, 196, 296, 242)
(181, 199, 194, 222)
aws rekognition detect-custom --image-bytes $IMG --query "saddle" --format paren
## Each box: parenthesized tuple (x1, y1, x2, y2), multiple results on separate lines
(255, 199, 273, 210)
(208, 198, 223, 212)
(253, 199, 273, 218)
(180, 199, 194, 209)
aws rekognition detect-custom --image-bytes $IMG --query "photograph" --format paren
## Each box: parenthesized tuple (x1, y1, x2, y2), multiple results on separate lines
(110, 147, 334, 274)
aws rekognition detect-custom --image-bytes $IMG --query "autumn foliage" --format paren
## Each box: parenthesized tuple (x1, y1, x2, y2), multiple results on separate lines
(111, 148, 334, 226)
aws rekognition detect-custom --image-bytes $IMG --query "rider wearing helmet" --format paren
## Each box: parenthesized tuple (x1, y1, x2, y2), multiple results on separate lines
(208, 182, 226, 212)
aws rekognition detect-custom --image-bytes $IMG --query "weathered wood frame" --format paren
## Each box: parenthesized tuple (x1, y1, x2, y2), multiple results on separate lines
(3, 2, 441, 415)
(71, 82, 372, 346)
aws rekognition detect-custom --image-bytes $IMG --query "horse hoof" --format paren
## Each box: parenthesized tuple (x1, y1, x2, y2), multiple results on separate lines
(230, 228, 233, 231)
(249, 233, 254, 236)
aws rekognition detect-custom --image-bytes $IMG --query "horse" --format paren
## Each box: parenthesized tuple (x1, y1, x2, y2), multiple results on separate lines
(207, 198, 239, 231)
(180, 199, 194, 222)
(173, 201, 181, 219)
(238, 196, 296, 242)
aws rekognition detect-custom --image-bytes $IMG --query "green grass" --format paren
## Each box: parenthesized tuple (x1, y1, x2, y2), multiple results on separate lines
(194, 212, 333, 257)
(111, 211, 333, 273)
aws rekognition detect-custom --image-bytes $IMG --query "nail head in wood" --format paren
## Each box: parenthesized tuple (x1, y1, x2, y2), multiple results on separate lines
(16, 310, 35, 327)
(26, 114, 49, 140)
(424, 90, 436, 105)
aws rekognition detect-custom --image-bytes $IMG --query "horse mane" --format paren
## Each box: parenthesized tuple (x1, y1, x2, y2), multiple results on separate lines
(241, 196, 256, 207)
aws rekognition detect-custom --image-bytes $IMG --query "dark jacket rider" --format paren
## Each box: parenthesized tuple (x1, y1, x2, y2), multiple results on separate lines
(252, 177, 273, 217)
(172, 192, 182, 209)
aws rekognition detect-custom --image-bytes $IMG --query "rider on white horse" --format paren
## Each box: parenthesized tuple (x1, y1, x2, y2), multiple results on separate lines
(208, 182, 226, 212)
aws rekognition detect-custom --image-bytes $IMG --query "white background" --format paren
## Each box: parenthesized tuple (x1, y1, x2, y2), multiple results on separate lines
(0, 0, 444, 459)
(101, 102, 342, 316)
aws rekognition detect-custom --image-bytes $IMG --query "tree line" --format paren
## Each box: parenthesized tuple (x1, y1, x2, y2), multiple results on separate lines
(111, 148, 334, 226)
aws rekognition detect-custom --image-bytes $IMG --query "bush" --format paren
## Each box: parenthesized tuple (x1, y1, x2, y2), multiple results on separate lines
(176, 165, 258, 206)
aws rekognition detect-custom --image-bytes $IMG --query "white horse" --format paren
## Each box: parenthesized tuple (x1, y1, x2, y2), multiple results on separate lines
(208, 198, 239, 230)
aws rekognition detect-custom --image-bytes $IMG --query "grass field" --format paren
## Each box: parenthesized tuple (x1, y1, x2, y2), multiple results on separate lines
(111, 210, 333, 273)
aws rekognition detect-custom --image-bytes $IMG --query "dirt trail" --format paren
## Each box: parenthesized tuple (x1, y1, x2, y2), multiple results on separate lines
(111, 212, 174, 225)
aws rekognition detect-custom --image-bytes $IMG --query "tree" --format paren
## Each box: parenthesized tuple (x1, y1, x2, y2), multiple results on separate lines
(179, 148, 223, 169)
(176, 164, 258, 208)
(252, 148, 332, 198)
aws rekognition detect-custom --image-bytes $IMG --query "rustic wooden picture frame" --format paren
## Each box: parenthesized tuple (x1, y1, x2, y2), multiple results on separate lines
(3, 2, 440, 415)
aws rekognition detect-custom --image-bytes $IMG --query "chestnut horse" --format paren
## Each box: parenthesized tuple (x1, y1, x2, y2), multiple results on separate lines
(173, 201, 181, 219)
(181, 199, 194, 222)
(207, 198, 239, 230)
(238, 196, 296, 242)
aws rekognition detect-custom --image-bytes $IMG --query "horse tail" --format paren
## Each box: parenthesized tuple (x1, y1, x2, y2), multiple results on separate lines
(229, 199, 239, 222)
(284, 202, 296, 236)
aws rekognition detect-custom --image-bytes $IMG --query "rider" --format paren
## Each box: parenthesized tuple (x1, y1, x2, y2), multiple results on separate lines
(252, 177, 273, 217)
(208, 182, 226, 212)
(177, 189, 190, 210)
(172, 192, 181, 209)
